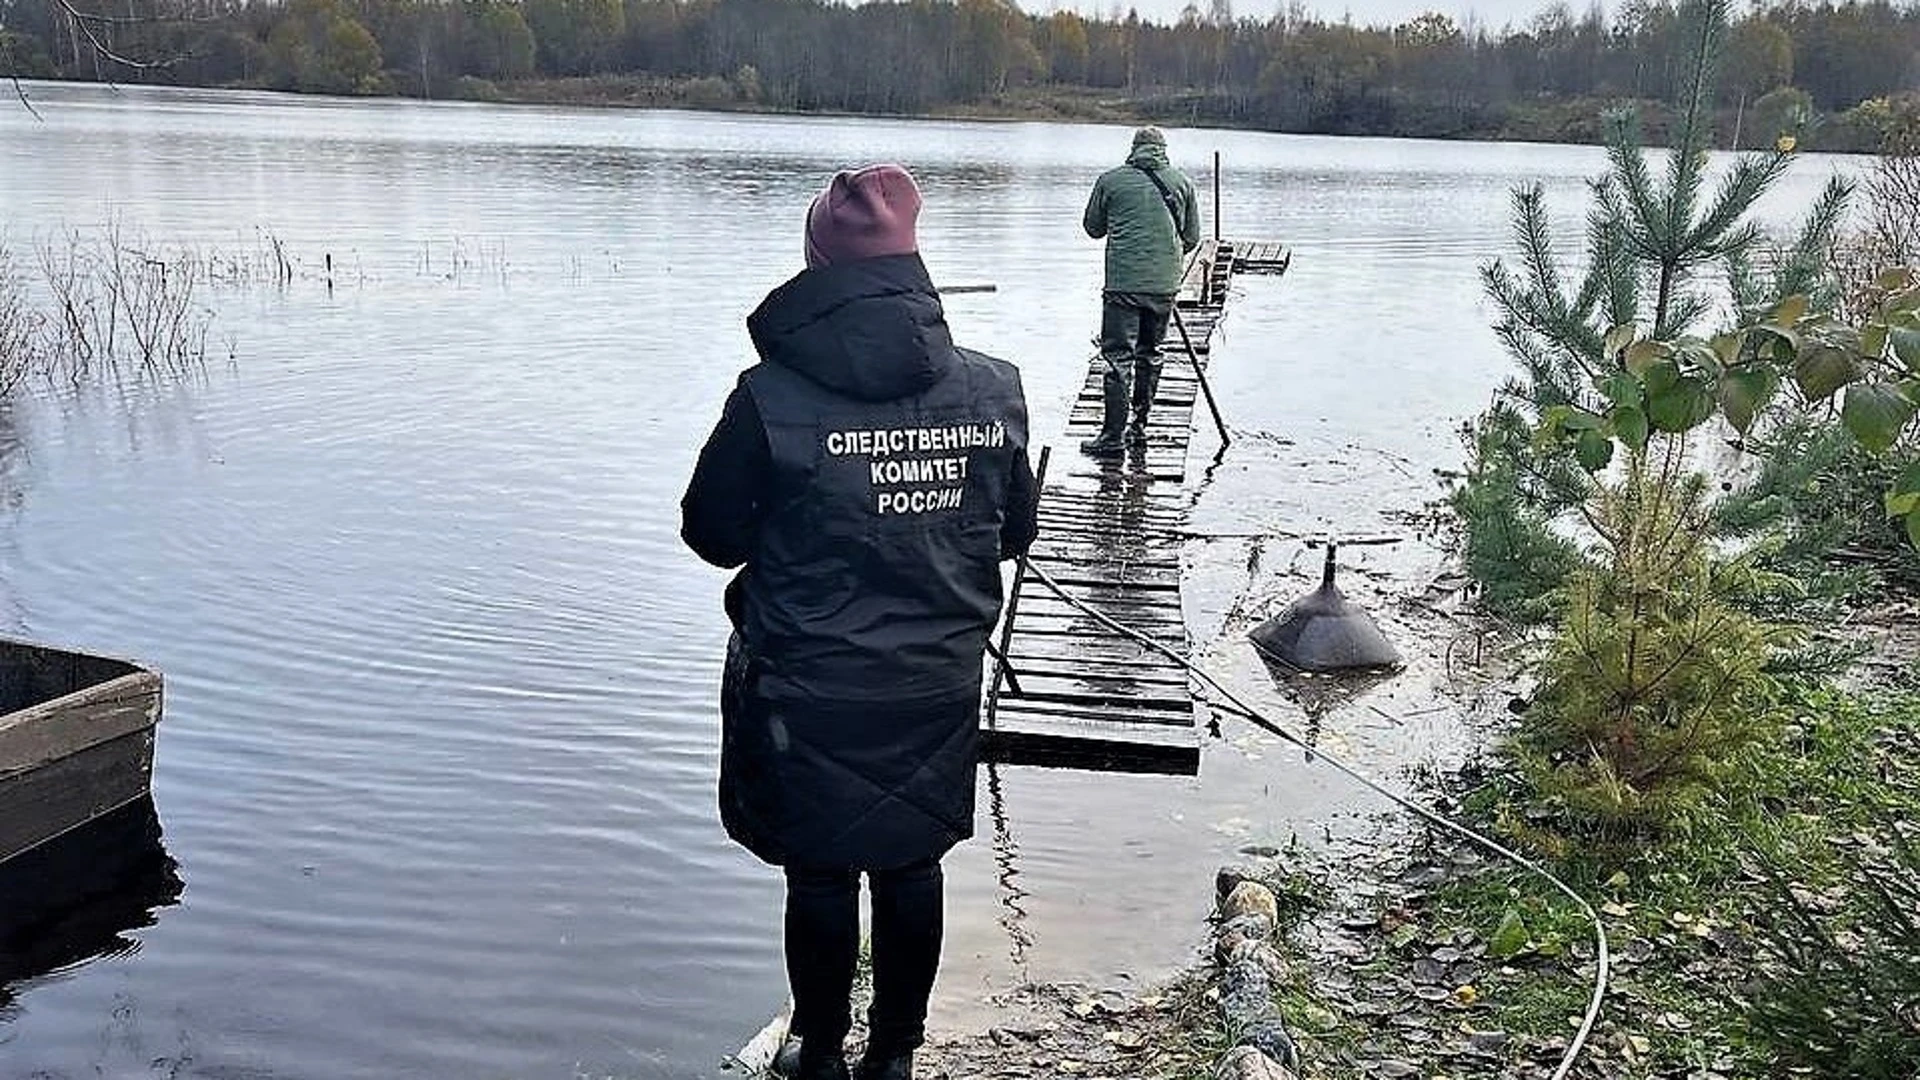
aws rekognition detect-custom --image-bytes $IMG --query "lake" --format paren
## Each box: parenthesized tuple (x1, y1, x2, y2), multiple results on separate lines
(0, 81, 1857, 1078)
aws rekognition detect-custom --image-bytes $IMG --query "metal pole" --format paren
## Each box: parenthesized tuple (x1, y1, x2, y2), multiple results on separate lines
(983, 638, 1023, 697)
(1170, 306, 1230, 449)
(983, 445, 1050, 728)
(1212, 150, 1221, 242)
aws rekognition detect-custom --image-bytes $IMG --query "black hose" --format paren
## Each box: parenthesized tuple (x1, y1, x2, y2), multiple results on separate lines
(1020, 558, 1610, 1080)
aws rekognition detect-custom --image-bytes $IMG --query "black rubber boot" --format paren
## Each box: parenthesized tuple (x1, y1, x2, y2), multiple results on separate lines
(1080, 366, 1129, 457)
(802, 1055, 851, 1080)
(855, 1051, 912, 1080)
(1125, 359, 1161, 446)
(774, 1037, 850, 1080)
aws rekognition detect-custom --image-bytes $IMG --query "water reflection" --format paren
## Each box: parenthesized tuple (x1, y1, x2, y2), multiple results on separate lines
(1253, 660, 1404, 752)
(0, 797, 183, 1016)
(1084, 454, 1157, 569)
(984, 763, 1032, 978)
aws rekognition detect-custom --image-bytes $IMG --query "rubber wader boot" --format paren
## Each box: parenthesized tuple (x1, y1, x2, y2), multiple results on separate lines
(774, 1037, 850, 1080)
(1125, 360, 1161, 446)
(855, 1051, 913, 1080)
(1080, 366, 1129, 457)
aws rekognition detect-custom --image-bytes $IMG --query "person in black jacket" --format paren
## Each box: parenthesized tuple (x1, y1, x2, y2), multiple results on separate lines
(681, 164, 1038, 1080)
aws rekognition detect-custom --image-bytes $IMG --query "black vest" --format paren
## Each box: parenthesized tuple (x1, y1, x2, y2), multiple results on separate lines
(736, 256, 1029, 707)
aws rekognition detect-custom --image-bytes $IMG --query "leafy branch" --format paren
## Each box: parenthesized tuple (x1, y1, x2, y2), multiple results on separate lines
(1541, 269, 1920, 548)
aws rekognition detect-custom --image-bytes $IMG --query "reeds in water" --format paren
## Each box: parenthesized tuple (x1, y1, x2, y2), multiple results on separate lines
(1, 226, 214, 392)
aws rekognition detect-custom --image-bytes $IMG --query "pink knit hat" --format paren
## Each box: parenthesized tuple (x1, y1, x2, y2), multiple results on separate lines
(804, 164, 922, 269)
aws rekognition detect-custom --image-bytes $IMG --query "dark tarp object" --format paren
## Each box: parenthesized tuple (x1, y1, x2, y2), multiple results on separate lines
(1248, 544, 1403, 673)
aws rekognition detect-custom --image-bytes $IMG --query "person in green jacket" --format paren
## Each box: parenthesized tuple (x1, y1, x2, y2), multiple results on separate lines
(1080, 126, 1201, 456)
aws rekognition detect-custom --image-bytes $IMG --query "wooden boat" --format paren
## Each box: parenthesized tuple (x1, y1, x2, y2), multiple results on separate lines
(0, 637, 163, 864)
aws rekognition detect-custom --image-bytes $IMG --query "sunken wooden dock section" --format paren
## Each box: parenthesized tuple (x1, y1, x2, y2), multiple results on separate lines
(982, 240, 1291, 775)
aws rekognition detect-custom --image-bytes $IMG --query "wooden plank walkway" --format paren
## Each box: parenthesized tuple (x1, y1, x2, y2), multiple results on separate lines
(981, 240, 1290, 775)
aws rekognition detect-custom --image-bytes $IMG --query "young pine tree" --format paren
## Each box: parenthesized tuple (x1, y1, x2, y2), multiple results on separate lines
(1457, 0, 1852, 833)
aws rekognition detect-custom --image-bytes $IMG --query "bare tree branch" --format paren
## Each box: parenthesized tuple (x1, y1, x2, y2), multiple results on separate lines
(10, 75, 45, 121)
(55, 0, 190, 73)
(59, 5, 219, 26)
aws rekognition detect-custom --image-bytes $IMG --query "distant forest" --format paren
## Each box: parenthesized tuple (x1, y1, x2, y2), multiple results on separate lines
(2, 0, 1917, 148)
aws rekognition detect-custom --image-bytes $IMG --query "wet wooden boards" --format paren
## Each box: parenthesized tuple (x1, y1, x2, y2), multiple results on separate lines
(0, 639, 165, 864)
(982, 240, 1290, 775)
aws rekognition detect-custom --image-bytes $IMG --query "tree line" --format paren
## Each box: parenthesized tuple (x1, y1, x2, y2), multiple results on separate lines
(2, 0, 1916, 148)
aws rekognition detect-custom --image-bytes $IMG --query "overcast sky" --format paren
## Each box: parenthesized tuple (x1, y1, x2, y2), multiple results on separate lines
(1042, 0, 1589, 33)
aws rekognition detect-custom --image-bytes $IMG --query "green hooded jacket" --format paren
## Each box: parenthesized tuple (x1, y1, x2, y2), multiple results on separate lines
(1082, 140, 1202, 296)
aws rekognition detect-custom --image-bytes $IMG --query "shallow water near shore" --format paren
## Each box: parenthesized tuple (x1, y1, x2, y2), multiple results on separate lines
(0, 81, 1859, 1078)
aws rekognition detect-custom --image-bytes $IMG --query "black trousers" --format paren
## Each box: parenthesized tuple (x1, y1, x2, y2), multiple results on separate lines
(785, 858, 944, 1060)
(1098, 290, 1173, 377)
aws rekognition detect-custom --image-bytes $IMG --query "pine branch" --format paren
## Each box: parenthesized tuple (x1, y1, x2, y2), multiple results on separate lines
(1666, 0, 1730, 245)
(1588, 197, 1642, 331)
(1512, 185, 1571, 320)
(1771, 174, 1855, 303)
(1712, 220, 1766, 264)
(1726, 245, 1765, 320)
(1604, 109, 1666, 262)
(1486, 258, 1604, 391)
(1666, 291, 1714, 334)
(1683, 151, 1794, 259)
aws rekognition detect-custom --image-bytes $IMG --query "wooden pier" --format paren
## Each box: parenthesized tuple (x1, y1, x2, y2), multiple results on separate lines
(982, 239, 1290, 775)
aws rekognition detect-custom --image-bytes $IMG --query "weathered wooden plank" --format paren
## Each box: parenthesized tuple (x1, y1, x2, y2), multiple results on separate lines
(1005, 624, 1187, 652)
(1014, 596, 1183, 623)
(997, 657, 1189, 687)
(1023, 539, 1185, 561)
(993, 698, 1195, 729)
(1018, 544, 1181, 565)
(1027, 526, 1187, 548)
(0, 644, 139, 714)
(981, 720, 1198, 776)
(1007, 634, 1185, 666)
(1041, 486, 1189, 506)
(1032, 511, 1189, 535)
(1024, 532, 1183, 554)
(1012, 599, 1185, 629)
(1016, 575, 1180, 597)
(1022, 582, 1180, 602)
(1019, 560, 1186, 584)
(1002, 667, 1190, 694)
(1007, 606, 1187, 633)
(995, 678, 1193, 713)
(1034, 513, 1188, 535)
(0, 673, 164, 779)
(0, 728, 156, 863)
(1018, 563, 1182, 588)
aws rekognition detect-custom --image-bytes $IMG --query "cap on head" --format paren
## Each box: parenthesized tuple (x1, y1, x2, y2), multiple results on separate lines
(804, 164, 922, 269)
(1132, 126, 1167, 148)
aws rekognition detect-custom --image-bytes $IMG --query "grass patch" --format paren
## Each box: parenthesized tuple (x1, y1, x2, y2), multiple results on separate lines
(1246, 683, 1920, 1078)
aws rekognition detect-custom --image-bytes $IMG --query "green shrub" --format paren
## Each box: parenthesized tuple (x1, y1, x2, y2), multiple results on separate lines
(1515, 455, 1793, 834)
(1741, 691, 1920, 1078)
(452, 75, 502, 101)
(1449, 404, 1584, 623)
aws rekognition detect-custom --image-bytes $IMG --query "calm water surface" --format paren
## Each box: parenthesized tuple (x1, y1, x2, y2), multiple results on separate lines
(0, 82, 1856, 1078)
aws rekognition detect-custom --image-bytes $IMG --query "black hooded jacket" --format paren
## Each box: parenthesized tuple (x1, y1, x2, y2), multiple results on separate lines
(681, 253, 1037, 867)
